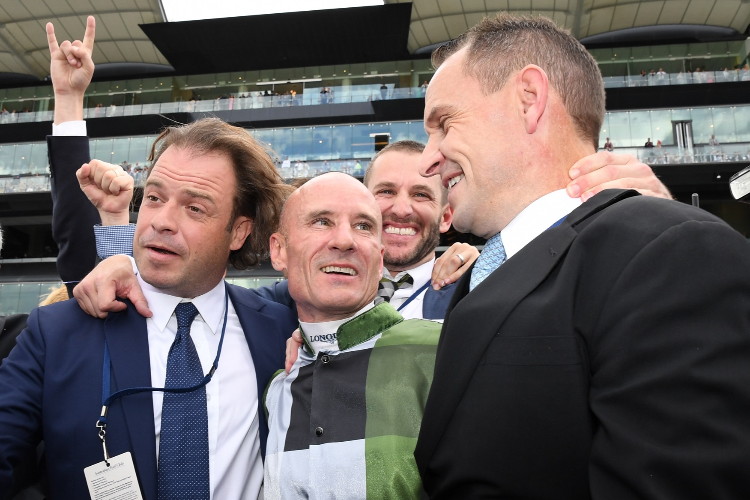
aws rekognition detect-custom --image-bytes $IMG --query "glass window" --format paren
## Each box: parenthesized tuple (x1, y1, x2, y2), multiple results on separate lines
(389, 122, 411, 143)
(599, 114, 611, 149)
(254, 129, 276, 158)
(734, 105, 750, 142)
(29, 143, 48, 174)
(92, 139, 113, 163)
(17, 283, 42, 313)
(711, 107, 736, 143)
(291, 127, 313, 160)
(0, 284, 21, 316)
(0, 145, 15, 176)
(311, 126, 333, 160)
(408, 122, 428, 143)
(607, 112, 631, 147)
(649, 110, 673, 145)
(128, 137, 151, 166)
(112, 138, 131, 165)
(689, 108, 713, 144)
(13, 143, 32, 174)
(671, 108, 691, 121)
(628, 111, 652, 147)
(330, 125, 352, 159)
(273, 128, 293, 159)
(352, 124, 374, 158)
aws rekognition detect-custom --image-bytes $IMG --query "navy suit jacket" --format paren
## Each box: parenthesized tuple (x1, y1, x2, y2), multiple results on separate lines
(0, 284, 296, 500)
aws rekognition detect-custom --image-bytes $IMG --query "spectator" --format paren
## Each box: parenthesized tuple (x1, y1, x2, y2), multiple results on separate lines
(319, 87, 328, 104)
(645, 138, 654, 148)
(657, 68, 666, 84)
(656, 140, 662, 148)
(380, 83, 388, 100)
(709, 134, 720, 146)
(604, 137, 614, 151)
(39, 284, 69, 307)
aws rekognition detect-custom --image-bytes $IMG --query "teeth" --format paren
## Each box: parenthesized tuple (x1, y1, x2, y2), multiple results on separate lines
(384, 227, 417, 236)
(448, 174, 465, 191)
(322, 266, 357, 276)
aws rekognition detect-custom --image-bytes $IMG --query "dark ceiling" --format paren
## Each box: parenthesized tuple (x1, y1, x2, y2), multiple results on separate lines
(139, 3, 415, 75)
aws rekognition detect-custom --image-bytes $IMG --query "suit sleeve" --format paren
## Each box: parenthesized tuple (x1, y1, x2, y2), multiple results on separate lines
(249, 281, 294, 309)
(587, 220, 750, 498)
(0, 310, 45, 495)
(47, 135, 101, 296)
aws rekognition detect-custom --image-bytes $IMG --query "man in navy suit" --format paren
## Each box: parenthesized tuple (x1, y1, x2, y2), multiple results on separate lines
(0, 20, 296, 499)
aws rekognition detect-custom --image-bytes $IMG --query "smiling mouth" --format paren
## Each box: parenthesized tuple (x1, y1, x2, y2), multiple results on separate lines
(322, 266, 357, 276)
(148, 246, 177, 255)
(448, 174, 465, 191)
(384, 227, 417, 236)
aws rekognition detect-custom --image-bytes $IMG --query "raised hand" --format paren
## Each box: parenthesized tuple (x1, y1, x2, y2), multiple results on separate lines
(77, 159, 134, 226)
(47, 15, 95, 123)
(566, 151, 672, 202)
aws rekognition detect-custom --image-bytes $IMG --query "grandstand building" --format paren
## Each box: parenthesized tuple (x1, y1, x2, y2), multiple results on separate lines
(1, 0, 750, 313)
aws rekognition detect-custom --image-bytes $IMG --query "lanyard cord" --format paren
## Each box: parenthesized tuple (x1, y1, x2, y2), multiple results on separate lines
(98, 283, 229, 426)
(396, 281, 432, 312)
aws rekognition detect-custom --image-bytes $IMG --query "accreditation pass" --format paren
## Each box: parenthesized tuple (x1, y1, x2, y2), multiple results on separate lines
(83, 452, 143, 500)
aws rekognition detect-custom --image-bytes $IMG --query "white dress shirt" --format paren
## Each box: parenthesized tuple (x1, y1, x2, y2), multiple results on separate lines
(52, 120, 86, 136)
(134, 263, 263, 500)
(299, 302, 374, 353)
(500, 189, 582, 260)
(382, 258, 434, 320)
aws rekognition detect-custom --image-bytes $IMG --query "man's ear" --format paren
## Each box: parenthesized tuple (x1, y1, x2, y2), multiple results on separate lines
(269, 232, 288, 272)
(229, 216, 253, 251)
(439, 204, 453, 233)
(516, 65, 549, 135)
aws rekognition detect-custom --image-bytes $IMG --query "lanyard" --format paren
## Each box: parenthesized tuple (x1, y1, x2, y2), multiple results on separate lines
(95, 283, 229, 465)
(397, 281, 432, 312)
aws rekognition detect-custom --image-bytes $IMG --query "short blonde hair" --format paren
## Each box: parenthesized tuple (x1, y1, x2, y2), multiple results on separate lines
(433, 12, 605, 150)
(39, 284, 69, 306)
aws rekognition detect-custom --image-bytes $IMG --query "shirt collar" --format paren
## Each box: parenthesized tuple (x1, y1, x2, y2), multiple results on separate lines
(382, 257, 435, 289)
(299, 301, 403, 353)
(299, 302, 375, 352)
(500, 189, 582, 260)
(135, 266, 226, 334)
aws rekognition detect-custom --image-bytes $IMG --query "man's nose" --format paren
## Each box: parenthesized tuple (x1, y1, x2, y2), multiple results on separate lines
(420, 139, 444, 178)
(390, 194, 414, 219)
(150, 201, 178, 233)
(327, 224, 356, 252)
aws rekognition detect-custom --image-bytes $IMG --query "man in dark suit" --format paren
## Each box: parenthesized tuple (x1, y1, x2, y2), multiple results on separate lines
(415, 12, 750, 498)
(0, 22, 297, 497)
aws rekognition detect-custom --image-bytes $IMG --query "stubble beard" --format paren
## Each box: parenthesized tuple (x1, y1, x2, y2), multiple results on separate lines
(383, 217, 441, 271)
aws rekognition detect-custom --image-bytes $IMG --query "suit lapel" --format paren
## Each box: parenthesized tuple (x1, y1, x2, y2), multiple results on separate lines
(104, 301, 158, 499)
(227, 285, 287, 458)
(416, 189, 640, 469)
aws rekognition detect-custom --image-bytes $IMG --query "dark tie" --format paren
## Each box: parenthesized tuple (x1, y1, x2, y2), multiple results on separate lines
(157, 302, 210, 500)
(377, 273, 414, 302)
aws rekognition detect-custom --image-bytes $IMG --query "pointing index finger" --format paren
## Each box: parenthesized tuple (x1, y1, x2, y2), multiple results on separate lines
(83, 16, 96, 52)
(46, 22, 59, 55)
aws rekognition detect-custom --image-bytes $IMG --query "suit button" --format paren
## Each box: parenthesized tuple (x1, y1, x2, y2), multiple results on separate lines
(320, 354, 330, 364)
(315, 427, 324, 437)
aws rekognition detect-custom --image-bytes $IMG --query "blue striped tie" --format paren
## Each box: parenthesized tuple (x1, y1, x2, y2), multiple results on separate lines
(469, 233, 507, 291)
(157, 302, 210, 500)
